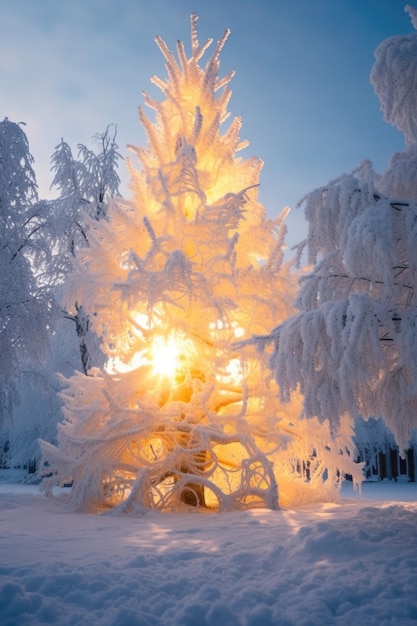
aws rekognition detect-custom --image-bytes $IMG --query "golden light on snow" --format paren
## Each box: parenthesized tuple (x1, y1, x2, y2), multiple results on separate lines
(42, 13, 356, 516)
(107, 329, 195, 381)
(216, 357, 244, 388)
(151, 335, 180, 378)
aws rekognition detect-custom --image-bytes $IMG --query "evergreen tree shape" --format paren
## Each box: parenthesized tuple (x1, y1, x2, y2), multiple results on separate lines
(40, 15, 360, 513)
(268, 7, 417, 452)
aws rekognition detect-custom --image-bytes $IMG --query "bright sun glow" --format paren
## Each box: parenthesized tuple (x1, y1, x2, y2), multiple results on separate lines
(106, 328, 195, 378)
(151, 335, 182, 378)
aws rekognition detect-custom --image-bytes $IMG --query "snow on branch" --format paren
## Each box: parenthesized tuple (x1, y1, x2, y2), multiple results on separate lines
(268, 14, 417, 449)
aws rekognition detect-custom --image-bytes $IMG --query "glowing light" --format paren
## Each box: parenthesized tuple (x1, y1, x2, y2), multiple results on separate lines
(232, 323, 245, 339)
(209, 320, 245, 339)
(106, 351, 147, 374)
(150, 332, 195, 381)
(226, 358, 243, 381)
(216, 357, 244, 388)
(151, 335, 182, 378)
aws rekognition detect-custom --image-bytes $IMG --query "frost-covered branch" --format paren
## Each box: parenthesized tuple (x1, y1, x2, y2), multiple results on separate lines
(40, 15, 358, 514)
(268, 9, 417, 450)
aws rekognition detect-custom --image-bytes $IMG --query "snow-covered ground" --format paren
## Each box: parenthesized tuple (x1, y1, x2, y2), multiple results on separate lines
(1, 472, 417, 625)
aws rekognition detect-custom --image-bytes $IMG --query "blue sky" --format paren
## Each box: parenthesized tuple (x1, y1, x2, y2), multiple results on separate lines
(0, 0, 413, 248)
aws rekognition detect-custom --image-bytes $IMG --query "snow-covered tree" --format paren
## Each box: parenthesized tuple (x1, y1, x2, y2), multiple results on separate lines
(49, 126, 122, 374)
(40, 15, 361, 514)
(2, 126, 121, 471)
(268, 6, 417, 451)
(353, 416, 396, 479)
(0, 118, 55, 436)
(50, 125, 122, 261)
(6, 317, 83, 473)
